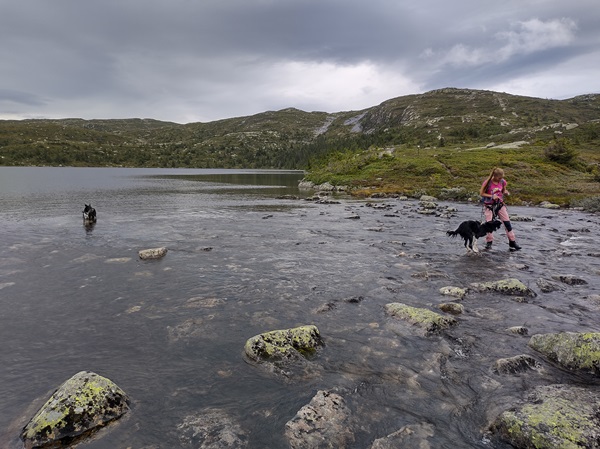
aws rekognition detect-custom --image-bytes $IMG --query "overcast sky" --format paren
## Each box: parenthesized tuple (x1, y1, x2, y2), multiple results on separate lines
(1, 0, 599, 124)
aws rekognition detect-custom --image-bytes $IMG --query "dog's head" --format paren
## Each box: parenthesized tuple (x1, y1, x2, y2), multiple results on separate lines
(482, 220, 502, 233)
(83, 204, 92, 213)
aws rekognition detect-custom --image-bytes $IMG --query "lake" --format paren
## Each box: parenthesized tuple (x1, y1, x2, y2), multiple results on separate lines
(0, 167, 599, 448)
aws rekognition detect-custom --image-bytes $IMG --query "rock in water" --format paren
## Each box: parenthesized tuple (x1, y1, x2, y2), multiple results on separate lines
(244, 325, 323, 362)
(528, 332, 600, 374)
(492, 384, 600, 448)
(21, 371, 130, 448)
(285, 390, 354, 449)
(138, 247, 168, 260)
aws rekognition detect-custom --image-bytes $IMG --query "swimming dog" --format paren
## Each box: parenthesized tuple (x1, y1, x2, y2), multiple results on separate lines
(83, 204, 97, 223)
(447, 220, 502, 253)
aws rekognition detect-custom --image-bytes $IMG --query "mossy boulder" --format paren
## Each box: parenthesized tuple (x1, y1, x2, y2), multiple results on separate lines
(21, 371, 129, 448)
(528, 332, 600, 375)
(491, 384, 600, 448)
(244, 325, 323, 362)
(469, 278, 536, 297)
(385, 303, 457, 335)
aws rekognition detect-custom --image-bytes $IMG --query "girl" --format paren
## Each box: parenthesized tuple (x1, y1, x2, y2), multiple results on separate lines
(479, 167, 521, 251)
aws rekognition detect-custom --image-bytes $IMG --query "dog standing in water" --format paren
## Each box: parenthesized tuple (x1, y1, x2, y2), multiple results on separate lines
(83, 204, 97, 223)
(447, 219, 502, 253)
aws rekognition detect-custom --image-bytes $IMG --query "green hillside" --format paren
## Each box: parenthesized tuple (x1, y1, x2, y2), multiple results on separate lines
(1, 88, 599, 207)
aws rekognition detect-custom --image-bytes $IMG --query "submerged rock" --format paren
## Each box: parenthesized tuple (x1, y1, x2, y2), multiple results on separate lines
(368, 423, 435, 449)
(285, 390, 354, 449)
(21, 371, 129, 448)
(385, 303, 457, 335)
(177, 409, 247, 449)
(138, 246, 168, 260)
(244, 325, 323, 362)
(469, 278, 536, 297)
(551, 274, 588, 285)
(528, 331, 600, 375)
(491, 384, 600, 448)
(438, 302, 464, 315)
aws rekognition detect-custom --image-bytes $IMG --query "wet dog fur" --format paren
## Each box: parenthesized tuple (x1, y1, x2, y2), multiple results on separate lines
(83, 204, 97, 223)
(447, 220, 502, 253)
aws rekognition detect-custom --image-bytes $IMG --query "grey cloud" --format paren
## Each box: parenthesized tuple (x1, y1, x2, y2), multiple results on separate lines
(0, 0, 599, 122)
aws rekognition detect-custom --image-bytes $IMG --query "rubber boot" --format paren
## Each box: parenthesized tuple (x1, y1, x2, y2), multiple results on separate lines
(509, 240, 521, 251)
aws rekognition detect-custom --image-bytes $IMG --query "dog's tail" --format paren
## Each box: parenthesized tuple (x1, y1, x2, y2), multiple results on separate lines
(446, 230, 458, 238)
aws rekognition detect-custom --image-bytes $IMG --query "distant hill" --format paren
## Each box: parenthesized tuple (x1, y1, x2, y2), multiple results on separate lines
(1, 88, 599, 206)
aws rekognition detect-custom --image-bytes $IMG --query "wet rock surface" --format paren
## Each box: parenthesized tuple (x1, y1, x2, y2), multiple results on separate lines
(285, 390, 354, 449)
(491, 384, 600, 448)
(385, 302, 458, 335)
(21, 371, 129, 448)
(528, 332, 600, 375)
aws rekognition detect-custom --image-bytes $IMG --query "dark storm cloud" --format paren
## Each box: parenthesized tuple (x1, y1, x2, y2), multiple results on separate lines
(1, 0, 598, 122)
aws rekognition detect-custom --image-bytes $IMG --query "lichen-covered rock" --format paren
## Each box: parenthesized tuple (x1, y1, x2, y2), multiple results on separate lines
(469, 278, 536, 297)
(491, 384, 600, 448)
(285, 390, 354, 449)
(528, 332, 600, 375)
(385, 303, 457, 335)
(244, 325, 323, 362)
(439, 286, 467, 300)
(21, 371, 129, 448)
(138, 246, 168, 260)
(493, 355, 540, 375)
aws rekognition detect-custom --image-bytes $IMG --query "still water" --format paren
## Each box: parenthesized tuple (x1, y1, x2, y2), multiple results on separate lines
(0, 167, 599, 448)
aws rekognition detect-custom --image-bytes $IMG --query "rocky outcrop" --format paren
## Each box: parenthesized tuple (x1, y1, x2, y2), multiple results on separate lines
(285, 390, 354, 449)
(244, 325, 323, 362)
(385, 303, 457, 335)
(528, 332, 600, 375)
(469, 278, 536, 297)
(21, 371, 129, 448)
(138, 246, 168, 260)
(491, 384, 600, 448)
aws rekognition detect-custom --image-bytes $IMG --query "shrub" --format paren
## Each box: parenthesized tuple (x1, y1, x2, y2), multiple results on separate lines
(544, 138, 578, 164)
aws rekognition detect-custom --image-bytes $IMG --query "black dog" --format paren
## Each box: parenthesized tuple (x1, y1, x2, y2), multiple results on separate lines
(83, 204, 97, 223)
(447, 220, 502, 253)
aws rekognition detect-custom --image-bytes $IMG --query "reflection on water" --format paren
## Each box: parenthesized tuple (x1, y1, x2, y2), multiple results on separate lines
(0, 167, 599, 448)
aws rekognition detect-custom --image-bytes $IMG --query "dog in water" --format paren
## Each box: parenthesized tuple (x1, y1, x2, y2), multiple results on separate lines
(83, 204, 97, 223)
(447, 220, 502, 253)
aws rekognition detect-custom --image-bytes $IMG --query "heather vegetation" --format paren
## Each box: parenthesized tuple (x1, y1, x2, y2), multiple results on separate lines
(1, 88, 599, 208)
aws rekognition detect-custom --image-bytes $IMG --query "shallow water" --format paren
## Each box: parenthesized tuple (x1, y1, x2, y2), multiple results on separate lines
(0, 167, 599, 448)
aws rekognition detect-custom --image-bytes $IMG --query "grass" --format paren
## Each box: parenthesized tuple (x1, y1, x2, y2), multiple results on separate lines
(305, 141, 600, 208)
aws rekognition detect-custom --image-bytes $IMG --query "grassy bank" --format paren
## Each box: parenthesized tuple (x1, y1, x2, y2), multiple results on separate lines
(304, 140, 600, 210)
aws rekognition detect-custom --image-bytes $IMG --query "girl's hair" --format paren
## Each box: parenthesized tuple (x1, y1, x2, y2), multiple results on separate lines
(483, 167, 504, 193)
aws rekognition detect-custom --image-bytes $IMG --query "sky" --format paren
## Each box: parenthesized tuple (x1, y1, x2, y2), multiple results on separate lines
(1, 0, 599, 124)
